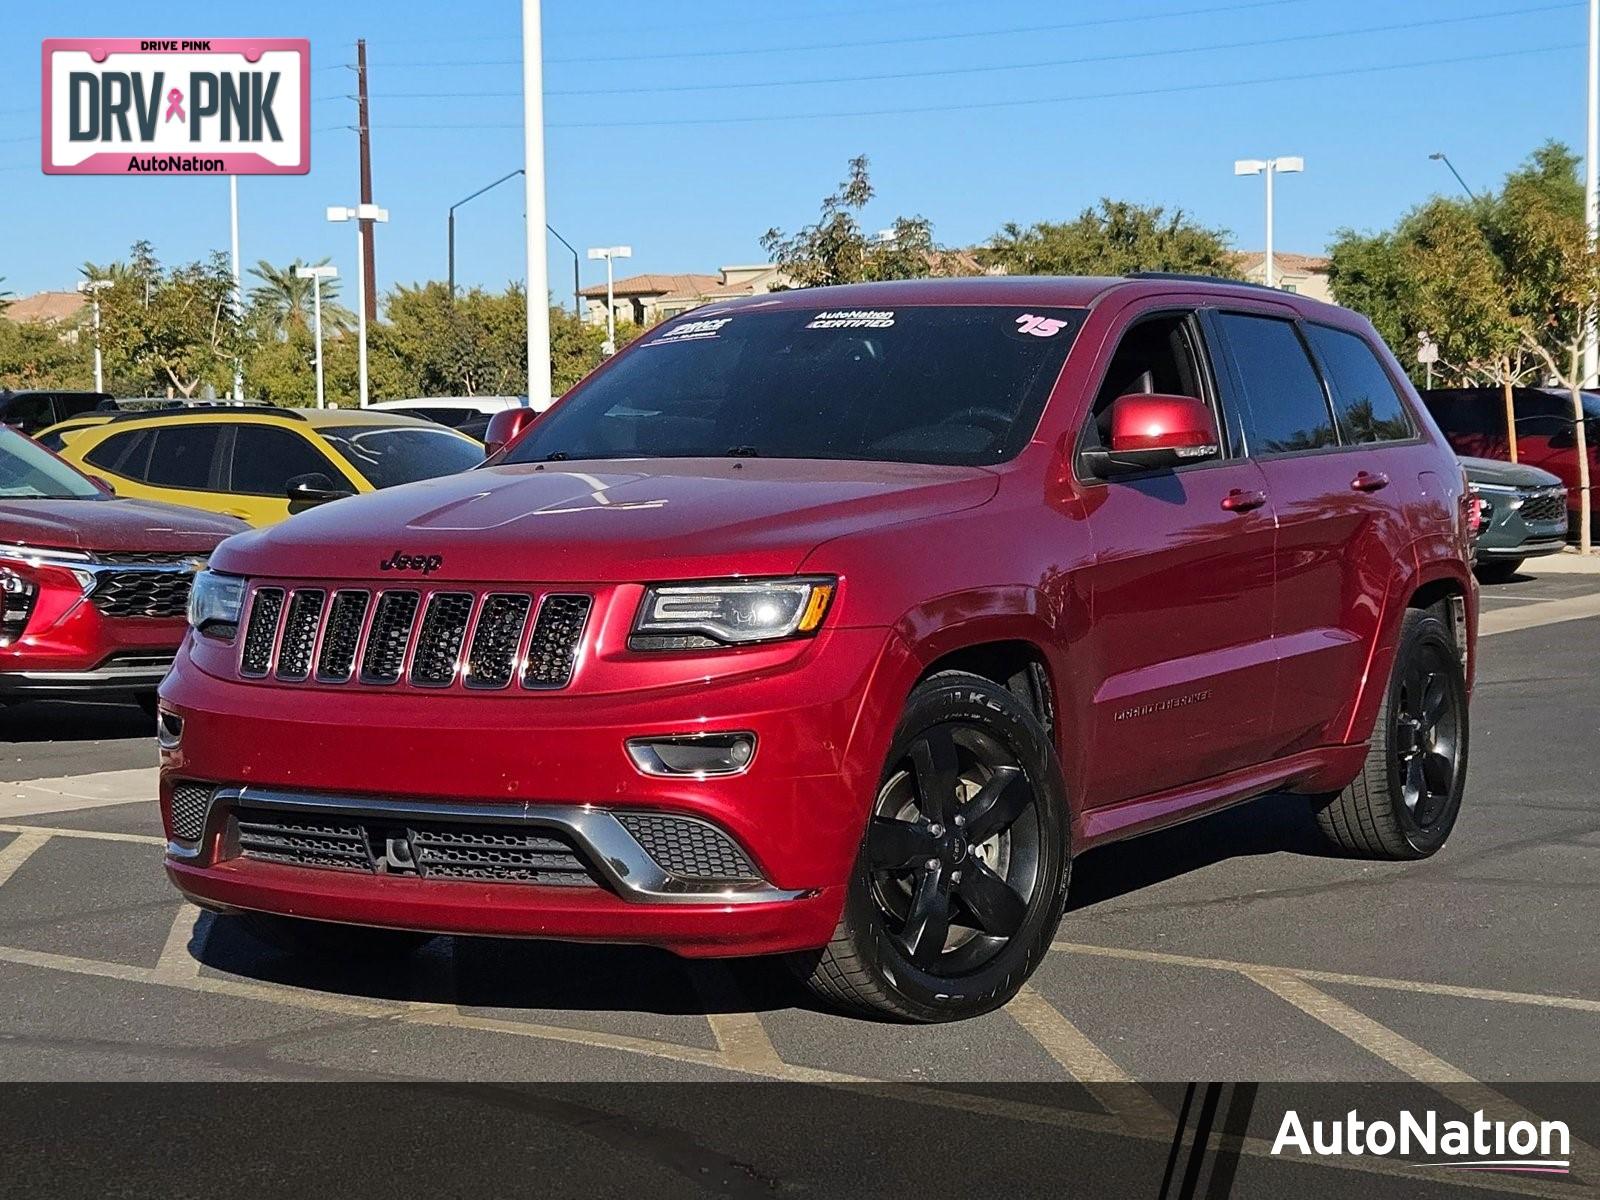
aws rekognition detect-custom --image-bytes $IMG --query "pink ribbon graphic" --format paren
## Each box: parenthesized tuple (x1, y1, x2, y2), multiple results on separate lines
(164, 88, 185, 123)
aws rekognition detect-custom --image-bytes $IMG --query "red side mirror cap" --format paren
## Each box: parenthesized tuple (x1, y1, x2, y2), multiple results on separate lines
(483, 407, 539, 457)
(1087, 393, 1221, 478)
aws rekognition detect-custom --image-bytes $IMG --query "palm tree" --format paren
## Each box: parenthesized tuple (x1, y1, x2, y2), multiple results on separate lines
(0, 277, 11, 313)
(248, 258, 354, 337)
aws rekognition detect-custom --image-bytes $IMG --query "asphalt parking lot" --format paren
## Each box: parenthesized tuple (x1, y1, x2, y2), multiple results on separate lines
(0, 562, 1595, 1121)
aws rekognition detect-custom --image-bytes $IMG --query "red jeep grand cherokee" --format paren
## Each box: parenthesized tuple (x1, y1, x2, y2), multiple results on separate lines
(160, 277, 1477, 1022)
(0, 427, 243, 708)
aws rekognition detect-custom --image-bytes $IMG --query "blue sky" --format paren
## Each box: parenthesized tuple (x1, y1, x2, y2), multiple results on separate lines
(0, 0, 1591, 305)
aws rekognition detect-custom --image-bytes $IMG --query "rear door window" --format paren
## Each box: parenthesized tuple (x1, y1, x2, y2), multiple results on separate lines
(1303, 324, 1414, 444)
(145, 425, 224, 490)
(1213, 313, 1338, 455)
(229, 425, 341, 496)
(83, 428, 155, 479)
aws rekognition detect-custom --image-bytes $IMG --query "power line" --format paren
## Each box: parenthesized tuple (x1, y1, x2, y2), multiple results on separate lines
(345, 3, 1576, 102)
(363, 0, 1319, 68)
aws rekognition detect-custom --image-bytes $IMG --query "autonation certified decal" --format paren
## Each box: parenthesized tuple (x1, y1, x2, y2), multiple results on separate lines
(1272, 1107, 1571, 1175)
(42, 38, 310, 175)
(806, 309, 895, 329)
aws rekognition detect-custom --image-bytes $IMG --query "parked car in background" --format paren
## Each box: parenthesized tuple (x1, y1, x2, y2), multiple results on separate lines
(0, 389, 112, 434)
(0, 426, 242, 711)
(160, 277, 1477, 1022)
(1421, 386, 1596, 529)
(39, 408, 484, 526)
(1462, 456, 1568, 582)
(368, 396, 527, 428)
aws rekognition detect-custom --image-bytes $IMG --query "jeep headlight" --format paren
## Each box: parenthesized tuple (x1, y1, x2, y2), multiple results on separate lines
(187, 570, 246, 640)
(631, 577, 835, 650)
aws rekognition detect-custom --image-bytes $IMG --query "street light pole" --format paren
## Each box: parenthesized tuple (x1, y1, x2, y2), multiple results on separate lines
(586, 245, 632, 355)
(229, 175, 243, 401)
(327, 203, 389, 408)
(1234, 156, 1303, 289)
(522, 0, 554, 409)
(295, 265, 338, 410)
(1428, 152, 1479, 201)
(546, 225, 581, 317)
(76, 279, 111, 393)
(448, 168, 525, 300)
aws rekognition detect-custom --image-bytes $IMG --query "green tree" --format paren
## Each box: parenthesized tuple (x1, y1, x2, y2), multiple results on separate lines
(984, 200, 1238, 278)
(0, 318, 91, 390)
(760, 155, 942, 287)
(247, 258, 354, 338)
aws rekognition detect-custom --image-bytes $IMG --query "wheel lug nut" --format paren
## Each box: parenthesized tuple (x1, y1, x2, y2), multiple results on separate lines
(927, 823, 944, 837)
(925, 858, 940, 871)
(954, 814, 965, 827)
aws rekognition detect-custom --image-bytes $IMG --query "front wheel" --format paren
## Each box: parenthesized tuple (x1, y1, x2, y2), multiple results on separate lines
(1311, 608, 1468, 859)
(790, 670, 1071, 1022)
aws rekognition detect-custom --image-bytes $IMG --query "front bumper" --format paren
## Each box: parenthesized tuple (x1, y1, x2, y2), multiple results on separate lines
(158, 623, 911, 957)
(1476, 537, 1567, 560)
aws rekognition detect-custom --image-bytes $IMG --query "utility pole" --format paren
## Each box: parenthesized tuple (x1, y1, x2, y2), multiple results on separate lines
(356, 38, 378, 326)
(230, 176, 243, 401)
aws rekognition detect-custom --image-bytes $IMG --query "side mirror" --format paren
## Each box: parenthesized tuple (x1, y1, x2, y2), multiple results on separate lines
(483, 407, 539, 458)
(1083, 393, 1221, 478)
(285, 472, 356, 507)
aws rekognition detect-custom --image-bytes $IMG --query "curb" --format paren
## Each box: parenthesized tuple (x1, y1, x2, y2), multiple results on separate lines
(1521, 551, 1600, 576)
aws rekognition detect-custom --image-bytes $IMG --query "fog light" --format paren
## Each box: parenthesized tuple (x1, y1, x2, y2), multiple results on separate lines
(626, 733, 757, 777)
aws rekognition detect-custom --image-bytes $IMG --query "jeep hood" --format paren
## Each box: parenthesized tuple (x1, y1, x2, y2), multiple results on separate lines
(210, 458, 1000, 583)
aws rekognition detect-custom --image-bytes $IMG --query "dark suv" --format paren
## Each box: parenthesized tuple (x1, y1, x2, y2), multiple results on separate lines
(159, 277, 1476, 1022)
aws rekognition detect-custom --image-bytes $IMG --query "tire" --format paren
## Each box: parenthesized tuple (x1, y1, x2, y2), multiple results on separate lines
(1311, 608, 1468, 859)
(1473, 558, 1522, 585)
(238, 912, 434, 959)
(789, 670, 1072, 1022)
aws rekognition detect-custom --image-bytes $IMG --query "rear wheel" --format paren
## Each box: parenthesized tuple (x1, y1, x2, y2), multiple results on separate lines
(1473, 558, 1522, 584)
(239, 912, 434, 959)
(790, 671, 1071, 1022)
(1312, 608, 1468, 859)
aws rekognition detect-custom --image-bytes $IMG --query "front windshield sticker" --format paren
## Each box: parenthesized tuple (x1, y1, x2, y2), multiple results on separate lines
(652, 317, 732, 344)
(806, 309, 895, 330)
(1014, 313, 1070, 338)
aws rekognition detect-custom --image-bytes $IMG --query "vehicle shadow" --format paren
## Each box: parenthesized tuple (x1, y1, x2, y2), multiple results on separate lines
(192, 910, 813, 1017)
(1065, 792, 1336, 913)
(1, 697, 149, 743)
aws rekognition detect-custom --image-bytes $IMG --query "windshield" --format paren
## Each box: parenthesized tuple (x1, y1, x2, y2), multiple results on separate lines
(505, 305, 1086, 467)
(320, 426, 484, 489)
(0, 427, 102, 500)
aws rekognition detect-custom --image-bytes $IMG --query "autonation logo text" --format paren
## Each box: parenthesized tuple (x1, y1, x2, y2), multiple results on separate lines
(1272, 1108, 1571, 1175)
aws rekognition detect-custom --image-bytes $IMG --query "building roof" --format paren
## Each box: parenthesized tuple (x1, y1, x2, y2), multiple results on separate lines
(1231, 251, 1330, 276)
(579, 273, 725, 301)
(3, 290, 87, 325)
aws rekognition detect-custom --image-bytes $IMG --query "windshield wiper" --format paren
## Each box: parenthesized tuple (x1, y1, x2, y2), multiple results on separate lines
(725, 445, 759, 457)
(543, 451, 571, 461)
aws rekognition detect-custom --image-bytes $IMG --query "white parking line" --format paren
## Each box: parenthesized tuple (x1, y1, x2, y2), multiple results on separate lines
(0, 768, 155, 820)
(0, 831, 51, 888)
(153, 906, 207, 981)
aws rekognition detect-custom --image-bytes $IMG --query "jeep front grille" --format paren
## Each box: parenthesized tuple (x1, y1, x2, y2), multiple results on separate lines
(237, 584, 592, 691)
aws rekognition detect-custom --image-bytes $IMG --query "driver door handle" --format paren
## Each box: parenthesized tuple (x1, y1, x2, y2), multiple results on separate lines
(1351, 471, 1390, 493)
(1221, 488, 1268, 512)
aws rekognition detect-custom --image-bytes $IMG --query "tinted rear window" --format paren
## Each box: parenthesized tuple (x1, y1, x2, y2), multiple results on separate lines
(320, 426, 484, 488)
(504, 306, 1086, 467)
(1303, 324, 1413, 443)
(1215, 313, 1337, 455)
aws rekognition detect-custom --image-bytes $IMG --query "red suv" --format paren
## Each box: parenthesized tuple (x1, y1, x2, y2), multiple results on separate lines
(0, 427, 243, 709)
(159, 278, 1476, 1022)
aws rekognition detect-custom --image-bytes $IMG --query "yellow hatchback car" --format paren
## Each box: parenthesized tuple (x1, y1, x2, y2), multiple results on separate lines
(39, 407, 484, 526)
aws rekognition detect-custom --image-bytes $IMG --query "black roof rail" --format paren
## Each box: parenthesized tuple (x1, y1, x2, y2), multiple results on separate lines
(1127, 271, 1281, 292)
(98, 404, 305, 423)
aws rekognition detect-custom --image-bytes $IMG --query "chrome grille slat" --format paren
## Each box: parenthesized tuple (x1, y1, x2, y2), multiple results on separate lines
(237, 585, 591, 692)
(409, 592, 474, 687)
(523, 594, 592, 689)
(360, 591, 421, 685)
(464, 594, 532, 689)
(316, 590, 370, 682)
(240, 588, 285, 676)
(276, 590, 327, 681)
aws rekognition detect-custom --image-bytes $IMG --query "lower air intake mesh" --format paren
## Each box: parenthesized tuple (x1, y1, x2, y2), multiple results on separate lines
(615, 812, 760, 881)
(169, 782, 214, 841)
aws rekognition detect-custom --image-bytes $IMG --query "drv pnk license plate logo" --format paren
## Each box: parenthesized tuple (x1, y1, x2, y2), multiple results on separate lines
(42, 38, 310, 175)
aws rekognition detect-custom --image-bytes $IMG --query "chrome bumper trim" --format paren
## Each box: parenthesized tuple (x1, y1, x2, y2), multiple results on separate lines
(0, 659, 173, 690)
(171, 787, 806, 906)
